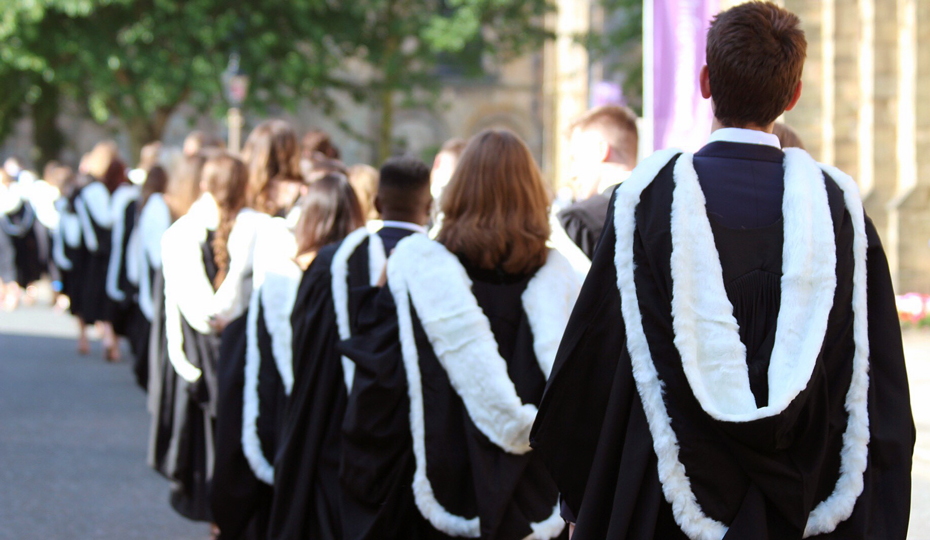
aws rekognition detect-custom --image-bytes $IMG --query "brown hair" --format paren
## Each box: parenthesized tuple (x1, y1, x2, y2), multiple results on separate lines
(294, 173, 363, 257)
(165, 153, 207, 221)
(102, 158, 128, 194)
(241, 120, 302, 215)
(569, 106, 639, 167)
(301, 130, 341, 160)
(706, 2, 807, 128)
(347, 164, 380, 220)
(437, 129, 550, 275)
(140, 165, 169, 211)
(201, 153, 249, 288)
(45, 165, 76, 195)
(772, 121, 805, 149)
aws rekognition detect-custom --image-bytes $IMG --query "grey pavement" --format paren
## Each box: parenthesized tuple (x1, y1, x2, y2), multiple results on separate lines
(0, 303, 207, 540)
(0, 301, 927, 538)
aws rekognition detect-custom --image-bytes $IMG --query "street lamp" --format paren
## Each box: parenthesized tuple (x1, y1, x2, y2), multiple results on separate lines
(222, 52, 250, 154)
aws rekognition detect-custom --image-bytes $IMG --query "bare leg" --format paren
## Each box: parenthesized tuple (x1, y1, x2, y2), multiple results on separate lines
(101, 322, 121, 362)
(77, 318, 90, 355)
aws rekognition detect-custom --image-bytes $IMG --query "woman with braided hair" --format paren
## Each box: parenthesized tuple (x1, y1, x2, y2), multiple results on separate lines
(159, 151, 262, 525)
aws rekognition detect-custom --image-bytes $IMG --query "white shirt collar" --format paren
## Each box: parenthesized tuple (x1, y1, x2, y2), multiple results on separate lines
(707, 127, 782, 149)
(380, 220, 427, 235)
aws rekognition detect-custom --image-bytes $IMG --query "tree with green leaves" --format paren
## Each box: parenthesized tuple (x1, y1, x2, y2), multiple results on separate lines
(304, 0, 555, 161)
(584, 0, 643, 114)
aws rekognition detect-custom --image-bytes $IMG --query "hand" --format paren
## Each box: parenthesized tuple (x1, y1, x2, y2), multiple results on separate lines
(209, 315, 229, 333)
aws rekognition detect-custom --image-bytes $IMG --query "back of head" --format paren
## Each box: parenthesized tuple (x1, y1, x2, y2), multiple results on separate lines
(45, 164, 76, 195)
(438, 129, 551, 275)
(140, 165, 169, 210)
(83, 141, 119, 180)
(707, 1, 807, 128)
(430, 138, 468, 201)
(347, 164, 380, 220)
(165, 153, 208, 220)
(295, 172, 363, 257)
(102, 158, 128, 194)
(201, 152, 249, 288)
(378, 156, 431, 223)
(772, 122, 805, 149)
(569, 105, 639, 168)
(301, 130, 341, 161)
(139, 142, 162, 171)
(242, 119, 301, 215)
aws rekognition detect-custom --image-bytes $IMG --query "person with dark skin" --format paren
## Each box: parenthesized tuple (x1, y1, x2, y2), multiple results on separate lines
(268, 157, 431, 540)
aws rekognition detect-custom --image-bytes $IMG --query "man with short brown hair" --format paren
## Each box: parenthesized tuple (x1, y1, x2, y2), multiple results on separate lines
(532, 2, 914, 539)
(559, 105, 639, 259)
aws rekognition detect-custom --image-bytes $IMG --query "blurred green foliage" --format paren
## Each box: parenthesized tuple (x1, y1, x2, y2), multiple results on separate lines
(0, 0, 554, 165)
(583, 0, 643, 114)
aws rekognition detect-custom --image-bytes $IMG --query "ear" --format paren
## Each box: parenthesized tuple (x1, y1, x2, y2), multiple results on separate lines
(597, 138, 612, 163)
(700, 65, 712, 99)
(374, 194, 383, 215)
(785, 80, 803, 111)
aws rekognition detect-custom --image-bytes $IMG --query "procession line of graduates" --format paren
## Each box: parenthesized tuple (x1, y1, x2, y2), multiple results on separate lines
(24, 3, 917, 536)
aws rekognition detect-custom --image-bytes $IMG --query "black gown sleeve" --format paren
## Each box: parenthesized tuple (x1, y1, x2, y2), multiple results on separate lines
(857, 218, 915, 538)
(268, 249, 348, 540)
(531, 193, 627, 519)
(337, 286, 426, 540)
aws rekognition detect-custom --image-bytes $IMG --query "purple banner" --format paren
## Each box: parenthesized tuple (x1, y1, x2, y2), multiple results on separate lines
(651, 0, 719, 152)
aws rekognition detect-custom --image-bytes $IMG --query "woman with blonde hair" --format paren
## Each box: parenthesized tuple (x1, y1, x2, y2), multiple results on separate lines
(340, 130, 581, 540)
(76, 146, 127, 361)
(159, 151, 261, 524)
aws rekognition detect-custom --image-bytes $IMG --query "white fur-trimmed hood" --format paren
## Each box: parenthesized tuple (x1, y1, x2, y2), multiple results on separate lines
(610, 148, 870, 539)
(386, 234, 577, 538)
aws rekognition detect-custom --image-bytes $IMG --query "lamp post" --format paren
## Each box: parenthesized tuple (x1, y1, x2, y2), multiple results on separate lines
(222, 53, 250, 154)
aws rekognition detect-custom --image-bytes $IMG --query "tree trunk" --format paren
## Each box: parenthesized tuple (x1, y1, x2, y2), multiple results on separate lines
(31, 79, 64, 172)
(378, 88, 395, 163)
(126, 108, 171, 167)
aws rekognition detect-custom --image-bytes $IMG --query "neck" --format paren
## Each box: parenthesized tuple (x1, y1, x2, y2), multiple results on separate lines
(711, 118, 776, 134)
(380, 211, 427, 227)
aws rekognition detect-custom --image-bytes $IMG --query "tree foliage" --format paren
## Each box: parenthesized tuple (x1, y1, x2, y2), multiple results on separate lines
(584, 0, 643, 114)
(0, 0, 555, 164)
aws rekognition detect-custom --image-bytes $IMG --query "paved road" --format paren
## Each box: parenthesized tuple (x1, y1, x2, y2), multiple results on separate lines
(0, 304, 206, 540)
(0, 302, 927, 538)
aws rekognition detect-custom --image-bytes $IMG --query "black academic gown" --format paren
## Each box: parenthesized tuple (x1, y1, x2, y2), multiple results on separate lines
(1, 196, 45, 287)
(556, 192, 612, 259)
(531, 149, 915, 539)
(62, 189, 88, 318)
(78, 183, 114, 325)
(338, 251, 566, 540)
(267, 226, 414, 540)
(109, 198, 139, 337)
(162, 234, 222, 522)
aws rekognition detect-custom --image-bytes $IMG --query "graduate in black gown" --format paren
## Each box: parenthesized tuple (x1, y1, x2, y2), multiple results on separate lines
(148, 153, 205, 479)
(125, 165, 169, 389)
(530, 4, 915, 539)
(268, 157, 433, 540)
(0, 171, 45, 294)
(210, 120, 305, 540)
(105, 170, 141, 353)
(160, 152, 261, 523)
(338, 131, 581, 540)
(555, 105, 638, 260)
(76, 146, 126, 361)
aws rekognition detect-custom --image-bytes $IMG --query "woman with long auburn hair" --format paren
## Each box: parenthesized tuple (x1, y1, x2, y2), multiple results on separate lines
(339, 130, 581, 540)
(158, 151, 261, 525)
(210, 120, 306, 539)
(242, 119, 303, 216)
(146, 153, 208, 492)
